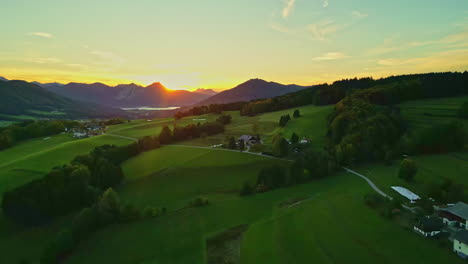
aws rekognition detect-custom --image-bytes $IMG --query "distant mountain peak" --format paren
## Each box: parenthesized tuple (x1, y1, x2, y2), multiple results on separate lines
(193, 88, 218, 96)
(0, 76, 9, 82)
(146, 82, 167, 90)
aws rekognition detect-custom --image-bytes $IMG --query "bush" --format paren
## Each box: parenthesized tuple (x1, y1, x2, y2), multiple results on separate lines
(458, 101, 468, 119)
(398, 158, 417, 182)
(190, 197, 210, 207)
(239, 182, 254, 196)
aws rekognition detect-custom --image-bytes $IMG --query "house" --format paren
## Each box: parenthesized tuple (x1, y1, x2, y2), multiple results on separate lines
(73, 129, 88, 139)
(439, 202, 468, 229)
(454, 230, 468, 258)
(239, 135, 262, 145)
(413, 216, 444, 237)
(390, 186, 420, 204)
(300, 137, 310, 144)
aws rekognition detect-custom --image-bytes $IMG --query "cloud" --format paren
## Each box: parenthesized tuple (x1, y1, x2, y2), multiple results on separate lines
(312, 52, 348, 61)
(89, 50, 125, 65)
(322, 0, 329, 8)
(307, 18, 339, 41)
(282, 0, 296, 18)
(27, 32, 53, 38)
(352, 11, 368, 18)
(269, 22, 294, 34)
(24, 57, 61, 64)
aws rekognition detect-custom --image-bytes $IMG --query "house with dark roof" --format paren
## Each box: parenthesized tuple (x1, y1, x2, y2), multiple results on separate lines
(454, 230, 468, 258)
(439, 202, 468, 229)
(413, 216, 444, 237)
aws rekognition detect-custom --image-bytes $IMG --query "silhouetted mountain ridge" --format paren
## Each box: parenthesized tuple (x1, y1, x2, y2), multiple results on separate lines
(198, 78, 310, 105)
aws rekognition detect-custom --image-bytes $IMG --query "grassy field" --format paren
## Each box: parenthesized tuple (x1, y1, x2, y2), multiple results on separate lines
(400, 96, 468, 129)
(0, 134, 133, 197)
(0, 101, 464, 263)
(65, 171, 462, 264)
(182, 104, 333, 149)
(352, 152, 468, 198)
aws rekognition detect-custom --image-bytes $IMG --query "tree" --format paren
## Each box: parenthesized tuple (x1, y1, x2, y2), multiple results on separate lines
(458, 101, 468, 119)
(228, 137, 237, 149)
(273, 137, 289, 157)
(158, 126, 172, 144)
(293, 109, 301, 118)
(239, 182, 253, 196)
(239, 139, 245, 151)
(398, 158, 417, 182)
(291, 133, 299, 144)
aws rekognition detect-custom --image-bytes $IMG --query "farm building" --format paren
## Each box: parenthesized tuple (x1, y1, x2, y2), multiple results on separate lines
(439, 202, 468, 229)
(239, 135, 262, 146)
(454, 230, 468, 259)
(413, 216, 444, 237)
(300, 137, 310, 144)
(72, 129, 88, 139)
(391, 186, 420, 203)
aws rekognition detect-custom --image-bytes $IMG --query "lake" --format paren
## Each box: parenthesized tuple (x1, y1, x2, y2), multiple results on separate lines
(121, 107, 180, 111)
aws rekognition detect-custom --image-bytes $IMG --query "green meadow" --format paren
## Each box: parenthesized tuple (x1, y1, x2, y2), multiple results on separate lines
(0, 99, 466, 263)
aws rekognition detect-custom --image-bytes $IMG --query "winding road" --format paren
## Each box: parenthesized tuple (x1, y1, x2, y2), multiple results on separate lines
(343, 167, 417, 212)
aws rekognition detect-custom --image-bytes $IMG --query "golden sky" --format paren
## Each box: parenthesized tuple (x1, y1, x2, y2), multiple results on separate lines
(0, 0, 467, 91)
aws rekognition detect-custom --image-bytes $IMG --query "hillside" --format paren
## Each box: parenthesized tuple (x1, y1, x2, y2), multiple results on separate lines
(192, 88, 217, 96)
(0, 80, 124, 119)
(198, 79, 310, 105)
(41, 81, 211, 108)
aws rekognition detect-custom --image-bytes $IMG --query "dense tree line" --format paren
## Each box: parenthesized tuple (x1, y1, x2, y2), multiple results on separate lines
(2, 118, 229, 225)
(408, 121, 466, 154)
(240, 72, 467, 116)
(174, 102, 246, 119)
(241, 149, 336, 195)
(0, 120, 78, 150)
(327, 97, 404, 164)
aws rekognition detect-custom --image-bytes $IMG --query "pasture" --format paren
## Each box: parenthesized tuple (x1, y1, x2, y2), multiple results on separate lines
(66, 170, 462, 264)
(400, 96, 468, 129)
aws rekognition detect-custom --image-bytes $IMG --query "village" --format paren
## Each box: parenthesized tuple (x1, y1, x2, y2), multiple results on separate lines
(69, 122, 107, 139)
(389, 185, 468, 259)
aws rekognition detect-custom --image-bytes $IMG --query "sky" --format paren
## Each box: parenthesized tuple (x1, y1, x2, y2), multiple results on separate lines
(0, 0, 467, 91)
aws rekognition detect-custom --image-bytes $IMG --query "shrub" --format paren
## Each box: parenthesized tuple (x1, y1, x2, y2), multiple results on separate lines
(239, 182, 254, 196)
(190, 197, 210, 207)
(398, 158, 417, 182)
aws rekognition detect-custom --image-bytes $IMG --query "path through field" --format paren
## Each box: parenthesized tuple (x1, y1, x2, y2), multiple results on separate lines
(343, 167, 417, 212)
(105, 133, 292, 161)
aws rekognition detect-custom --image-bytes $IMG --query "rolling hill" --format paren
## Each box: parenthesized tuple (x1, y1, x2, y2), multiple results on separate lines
(40, 81, 212, 108)
(197, 79, 310, 105)
(0, 80, 124, 119)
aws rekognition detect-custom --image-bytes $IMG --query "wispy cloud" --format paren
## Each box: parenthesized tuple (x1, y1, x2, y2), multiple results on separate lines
(89, 50, 125, 66)
(307, 18, 340, 41)
(322, 0, 329, 8)
(24, 57, 61, 64)
(352, 11, 368, 18)
(282, 0, 296, 18)
(369, 31, 468, 56)
(312, 52, 348, 61)
(27, 32, 53, 38)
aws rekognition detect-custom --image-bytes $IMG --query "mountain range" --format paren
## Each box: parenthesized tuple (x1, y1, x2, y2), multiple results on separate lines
(197, 79, 310, 105)
(0, 76, 310, 119)
(38, 82, 214, 108)
(0, 79, 124, 119)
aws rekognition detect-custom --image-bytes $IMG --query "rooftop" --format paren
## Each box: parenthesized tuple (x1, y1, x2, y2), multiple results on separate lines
(441, 202, 468, 220)
(391, 186, 420, 201)
(455, 230, 468, 245)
